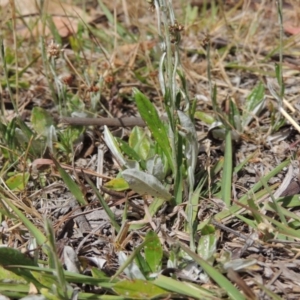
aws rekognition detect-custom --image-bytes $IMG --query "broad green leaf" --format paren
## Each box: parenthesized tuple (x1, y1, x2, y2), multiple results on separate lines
(134, 89, 174, 172)
(144, 231, 163, 273)
(114, 279, 168, 299)
(31, 107, 54, 136)
(129, 127, 151, 160)
(0, 265, 27, 283)
(104, 178, 129, 191)
(6, 172, 30, 191)
(122, 169, 172, 200)
(0, 247, 41, 288)
(194, 111, 215, 125)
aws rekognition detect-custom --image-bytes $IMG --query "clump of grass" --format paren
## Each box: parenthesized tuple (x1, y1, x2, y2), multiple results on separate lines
(1, 0, 300, 299)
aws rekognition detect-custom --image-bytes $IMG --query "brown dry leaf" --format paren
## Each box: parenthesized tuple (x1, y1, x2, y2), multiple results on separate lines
(28, 282, 38, 294)
(1, 0, 92, 38)
(284, 23, 300, 35)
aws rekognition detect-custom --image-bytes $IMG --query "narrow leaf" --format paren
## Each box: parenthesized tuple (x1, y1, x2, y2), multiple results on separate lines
(221, 129, 233, 206)
(51, 157, 87, 206)
(242, 82, 265, 127)
(0, 196, 46, 246)
(85, 175, 120, 232)
(154, 275, 216, 299)
(179, 242, 246, 300)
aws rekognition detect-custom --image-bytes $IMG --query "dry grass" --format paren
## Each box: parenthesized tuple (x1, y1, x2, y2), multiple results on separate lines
(1, 0, 300, 299)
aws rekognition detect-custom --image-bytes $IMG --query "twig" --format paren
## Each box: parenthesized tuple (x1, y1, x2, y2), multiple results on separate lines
(60, 116, 146, 127)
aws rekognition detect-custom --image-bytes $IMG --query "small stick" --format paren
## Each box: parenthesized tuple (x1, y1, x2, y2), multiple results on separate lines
(278, 106, 300, 134)
(60, 116, 146, 127)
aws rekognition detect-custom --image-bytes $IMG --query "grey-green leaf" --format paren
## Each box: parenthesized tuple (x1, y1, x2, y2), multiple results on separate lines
(122, 169, 172, 200)
(104, 126, 138, 169)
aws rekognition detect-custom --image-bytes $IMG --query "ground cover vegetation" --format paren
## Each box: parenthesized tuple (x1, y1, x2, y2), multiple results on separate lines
(0, 0, 300, 299)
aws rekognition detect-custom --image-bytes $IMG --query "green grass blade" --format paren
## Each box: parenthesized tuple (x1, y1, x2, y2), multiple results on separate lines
(85, 175, 120, 232)
(179, 242, 246, 300)
(51, 157, 87, 206)
(264, 214, 300, 239)
(260, 175, 287, 226)
(44, 219, 69, 299)
(221, 129, 232, 206)
(154, 275, 218, 299)
(215, 159, 289, 220)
